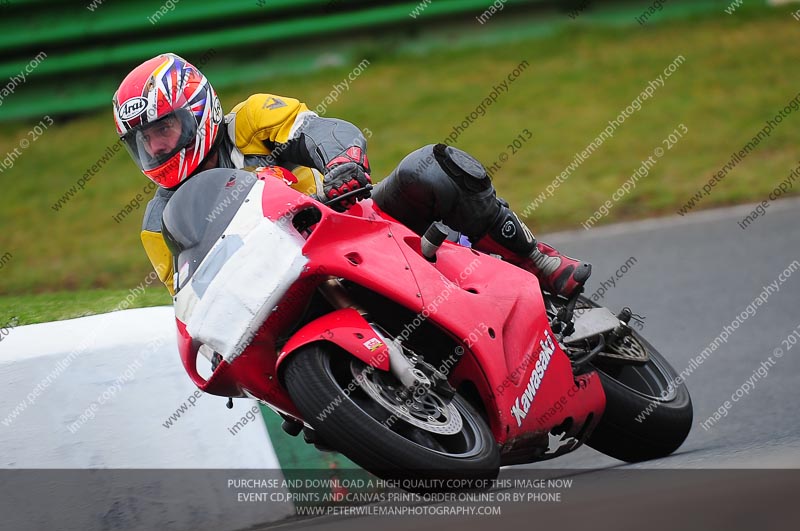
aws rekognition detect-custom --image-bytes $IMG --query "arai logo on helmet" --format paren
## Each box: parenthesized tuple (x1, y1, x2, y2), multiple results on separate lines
(119, 97, 148, 121)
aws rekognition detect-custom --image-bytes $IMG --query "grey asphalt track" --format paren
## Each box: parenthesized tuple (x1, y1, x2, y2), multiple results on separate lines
(545, 195, 800, 470)
(251, 197, 800, 531)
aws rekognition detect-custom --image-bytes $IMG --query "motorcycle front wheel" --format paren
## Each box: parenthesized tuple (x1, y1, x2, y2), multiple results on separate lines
(283, 343, 500, 483)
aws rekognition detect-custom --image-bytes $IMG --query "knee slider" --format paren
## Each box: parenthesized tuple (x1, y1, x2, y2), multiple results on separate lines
(432, 143, 491, 193)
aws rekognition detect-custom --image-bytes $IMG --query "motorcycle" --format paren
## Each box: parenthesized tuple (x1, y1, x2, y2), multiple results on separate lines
(163, 166, 692, 482)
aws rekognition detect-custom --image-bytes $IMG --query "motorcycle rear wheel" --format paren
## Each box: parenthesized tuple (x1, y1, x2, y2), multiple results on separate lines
(578, 299, 693, 462)
(283, 343, 500, 483)
(547, 295, 692, 462)
(587, 332, 693, 462)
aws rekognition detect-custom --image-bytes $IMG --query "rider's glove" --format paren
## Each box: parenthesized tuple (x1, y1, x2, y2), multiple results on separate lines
(322, 147, 371, 211)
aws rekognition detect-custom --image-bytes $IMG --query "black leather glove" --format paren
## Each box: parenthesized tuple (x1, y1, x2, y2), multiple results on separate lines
(322, 147, 371, 211)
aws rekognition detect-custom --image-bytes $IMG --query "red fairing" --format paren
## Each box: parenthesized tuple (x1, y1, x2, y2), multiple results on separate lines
(174, 170, 606, 460)
(378, 233, 605, 445)
(175, 317, 204, 388)
(175, 317, 240, 397)
(277, 308, 391, 372)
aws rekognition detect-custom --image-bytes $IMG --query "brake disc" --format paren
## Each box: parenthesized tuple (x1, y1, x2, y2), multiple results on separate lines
(597, 333, 650, 364)
(350, 361, 462, 435)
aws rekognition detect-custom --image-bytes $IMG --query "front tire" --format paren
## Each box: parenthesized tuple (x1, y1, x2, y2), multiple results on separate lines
(283, 343, 500, 482)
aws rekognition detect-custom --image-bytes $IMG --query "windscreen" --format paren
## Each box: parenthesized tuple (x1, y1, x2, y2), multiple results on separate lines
(162, 168, 258, 290)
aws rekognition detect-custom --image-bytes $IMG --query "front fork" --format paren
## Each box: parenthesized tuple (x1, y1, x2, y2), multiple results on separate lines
(317, 279, 454, 398)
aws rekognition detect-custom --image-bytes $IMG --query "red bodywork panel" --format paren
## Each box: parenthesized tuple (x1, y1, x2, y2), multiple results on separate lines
(174, 173, 605, 459)
(276, 308, 392, 372)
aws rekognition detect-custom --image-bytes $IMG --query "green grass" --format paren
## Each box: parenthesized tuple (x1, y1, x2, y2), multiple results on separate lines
(0, 287, 172, 326)
(1, 4, 798, 322)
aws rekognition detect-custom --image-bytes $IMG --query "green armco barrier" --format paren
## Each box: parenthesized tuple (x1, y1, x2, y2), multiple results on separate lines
(0, 0, 738, 122)
(0, 0, 322, 50)
(0, 0, 539, 122)
(0, 0, 539, 80)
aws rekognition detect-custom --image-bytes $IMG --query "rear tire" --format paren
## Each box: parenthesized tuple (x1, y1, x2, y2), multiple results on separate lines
(283, 343, 500, 482)
(548, 295, 692, 462)
(586, 323, 692, 462)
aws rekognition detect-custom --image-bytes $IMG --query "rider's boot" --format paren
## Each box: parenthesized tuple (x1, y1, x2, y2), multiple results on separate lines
(473, 203, 591, 298)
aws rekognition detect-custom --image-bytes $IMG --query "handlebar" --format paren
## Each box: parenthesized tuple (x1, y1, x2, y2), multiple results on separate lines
(322, 184, 373, 209)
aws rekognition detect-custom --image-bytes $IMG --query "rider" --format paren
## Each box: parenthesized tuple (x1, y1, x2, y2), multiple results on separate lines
(113, 53, 590, 298)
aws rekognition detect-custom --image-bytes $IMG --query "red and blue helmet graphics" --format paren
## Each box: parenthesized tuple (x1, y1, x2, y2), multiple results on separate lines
(113, 53, 223, 189)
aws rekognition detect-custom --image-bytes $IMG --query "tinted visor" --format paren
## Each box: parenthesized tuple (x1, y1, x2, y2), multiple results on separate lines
(121, 108, 198, 171)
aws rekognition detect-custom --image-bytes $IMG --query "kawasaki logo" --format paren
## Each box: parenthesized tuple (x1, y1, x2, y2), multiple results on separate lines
(510, 330, 556, 427)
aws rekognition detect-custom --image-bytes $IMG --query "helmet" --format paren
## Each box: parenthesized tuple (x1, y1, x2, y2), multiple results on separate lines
(113, 53, 223, 189)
